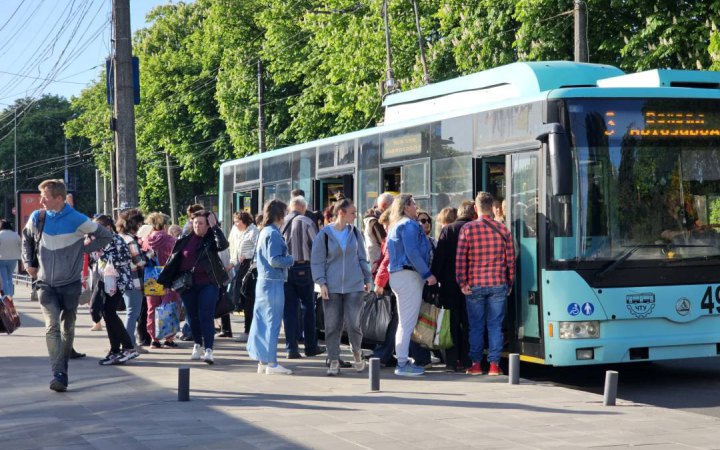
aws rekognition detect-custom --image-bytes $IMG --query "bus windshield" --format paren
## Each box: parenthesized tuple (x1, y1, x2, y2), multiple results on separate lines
(556, 98, 720, 263)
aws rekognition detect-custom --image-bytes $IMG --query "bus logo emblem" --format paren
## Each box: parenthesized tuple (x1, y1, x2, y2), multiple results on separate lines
(676, 298, 691, 316)
(626, 293, 655, 318)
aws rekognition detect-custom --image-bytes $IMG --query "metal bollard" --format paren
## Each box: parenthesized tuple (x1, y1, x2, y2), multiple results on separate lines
(603, 370, 618, 406)
(178, 366, 190, 402)
(508, 353, 520, 385)
(369, 357, 380, 392)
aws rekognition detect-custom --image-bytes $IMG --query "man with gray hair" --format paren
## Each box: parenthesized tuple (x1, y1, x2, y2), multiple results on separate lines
(281, 196, 325, 359)
(363, 192, 394, 276)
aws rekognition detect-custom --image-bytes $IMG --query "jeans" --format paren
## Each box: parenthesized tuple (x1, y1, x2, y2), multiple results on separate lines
(323, 291, 364, 361)
(466, 285, 508, 364)
(181, 283, 219, 350)
(283, 264, 319, 354)
(38, 280, 81, 374)
(103, 291, 134, 353)
(122, 288, 144, 348)
(0, 259, 17, 296)
(390, 270, 424, 366)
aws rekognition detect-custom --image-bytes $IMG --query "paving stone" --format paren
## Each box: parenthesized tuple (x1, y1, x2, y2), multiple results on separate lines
(3, 284, 720, 450)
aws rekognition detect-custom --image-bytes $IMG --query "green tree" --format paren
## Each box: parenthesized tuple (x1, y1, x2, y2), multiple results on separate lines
(0, 96, 96, 218)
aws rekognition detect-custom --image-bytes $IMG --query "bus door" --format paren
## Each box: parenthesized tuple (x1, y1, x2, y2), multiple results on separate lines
(508, 151, 543, 359)
(381, 159, 430, 211)
(314, 174, 353, 213)
(234, 189, 259, 216)
(473, 156, 506, 200)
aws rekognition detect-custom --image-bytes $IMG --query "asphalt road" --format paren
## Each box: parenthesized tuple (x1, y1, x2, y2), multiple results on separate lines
(520, 357, 720, 418)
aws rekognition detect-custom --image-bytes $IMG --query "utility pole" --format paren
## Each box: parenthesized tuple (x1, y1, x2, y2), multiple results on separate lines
(412, 0, 430, 85)
(109, 147, 117, 215)
(574, 1, 588, 63)
(382, 0, 396, 94)
(95, 170, 102, 215)
(165, 151, 177, 224)
(112, 0, 138, 210)
(258, 60, 266, 153)
(13, 107, 17, 231)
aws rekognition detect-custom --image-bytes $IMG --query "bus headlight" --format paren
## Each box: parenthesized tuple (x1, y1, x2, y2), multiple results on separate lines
(559, 321, 600, 339)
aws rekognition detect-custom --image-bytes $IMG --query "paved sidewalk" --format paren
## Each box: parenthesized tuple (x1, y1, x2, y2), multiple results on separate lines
(1, 283, 719, 450)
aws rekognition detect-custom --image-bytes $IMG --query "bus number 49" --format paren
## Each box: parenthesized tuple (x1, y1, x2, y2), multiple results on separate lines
(700, 286, 720, 314)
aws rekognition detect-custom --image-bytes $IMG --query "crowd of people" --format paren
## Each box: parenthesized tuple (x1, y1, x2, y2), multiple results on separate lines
(19, 178, 515, 392)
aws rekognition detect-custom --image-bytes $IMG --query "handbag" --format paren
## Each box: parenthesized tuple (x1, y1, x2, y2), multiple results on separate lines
(144, 258, 165, 296)
(360, 292, 394, 344)
(239, 266, 257, 300)
(155, 301, 180, 339)
(0, 295, 21, 334)
(214, 286, 235, 318)
(411, 300, 439, 347)
(171, 271, 193, 293)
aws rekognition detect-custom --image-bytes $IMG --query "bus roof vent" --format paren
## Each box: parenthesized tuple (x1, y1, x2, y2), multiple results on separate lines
(383, 61, 623, 125)
(597, 69, 720, 89)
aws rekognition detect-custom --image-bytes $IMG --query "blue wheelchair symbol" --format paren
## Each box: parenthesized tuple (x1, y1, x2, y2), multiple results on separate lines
(567, 303, 581, 316)
(582, 302, 595, 316)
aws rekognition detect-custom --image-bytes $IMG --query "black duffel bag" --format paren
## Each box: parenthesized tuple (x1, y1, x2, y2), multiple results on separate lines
(360, 292, 394, 344)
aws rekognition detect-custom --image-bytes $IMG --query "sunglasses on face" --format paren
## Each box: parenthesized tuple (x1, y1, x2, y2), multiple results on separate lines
(419, 218, 431, 224)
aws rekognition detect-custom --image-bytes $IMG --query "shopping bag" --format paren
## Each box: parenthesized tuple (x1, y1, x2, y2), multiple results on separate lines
(155, 302, 180, 339)
(411, 301, 438, 347)
(360, 292, 394, 344)
(143, 260, 165, 296)
(0, 295, 21, 334)
(432, 307, 453, 349)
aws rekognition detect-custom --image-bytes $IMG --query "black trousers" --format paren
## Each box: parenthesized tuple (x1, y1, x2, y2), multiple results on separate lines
(440, 282, 472, 368)
(102, 291, 133, 353)
(137, 296, 151, 345)
(243, 294, 255, 334)
(220, 313, 232, 334)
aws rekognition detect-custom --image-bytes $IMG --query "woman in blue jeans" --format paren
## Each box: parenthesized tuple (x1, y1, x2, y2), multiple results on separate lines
(247, 200, 295, 375)
(116, 209, 148, 353)
(159, 211, 229, 364)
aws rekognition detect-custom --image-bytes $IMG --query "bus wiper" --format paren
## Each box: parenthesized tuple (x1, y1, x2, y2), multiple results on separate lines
(595, 244, 710, 280)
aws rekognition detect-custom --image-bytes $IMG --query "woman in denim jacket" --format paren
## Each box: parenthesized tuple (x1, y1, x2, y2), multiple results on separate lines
(386, 194, 437, 377)
(247, 200, 295, 375)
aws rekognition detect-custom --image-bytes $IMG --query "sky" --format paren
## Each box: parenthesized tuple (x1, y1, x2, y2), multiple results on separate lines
(0, 0, 181, 107)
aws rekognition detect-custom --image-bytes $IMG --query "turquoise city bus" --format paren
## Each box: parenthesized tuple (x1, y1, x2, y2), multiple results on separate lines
(218, 61, 720, 366)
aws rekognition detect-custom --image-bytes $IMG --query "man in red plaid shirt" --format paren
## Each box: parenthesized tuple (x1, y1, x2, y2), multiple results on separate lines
(456, 192, 515, 376)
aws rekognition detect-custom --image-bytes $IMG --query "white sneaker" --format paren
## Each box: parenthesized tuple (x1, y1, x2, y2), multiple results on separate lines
(191, 344, 203, 360)
(327, 360, 340, 376)
(203, 348, 214, 364)
(430, 355, 441, 364)
(265, 363, 292, 375)
(257, 362, 267, 374)
(352, 351, 366, 372)
(234, 332, 249, 343)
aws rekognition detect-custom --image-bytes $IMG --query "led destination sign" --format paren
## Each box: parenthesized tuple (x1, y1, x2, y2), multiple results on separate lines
(604, 110, 720, 138)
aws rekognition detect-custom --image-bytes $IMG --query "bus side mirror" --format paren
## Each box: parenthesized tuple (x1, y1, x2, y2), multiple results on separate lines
(537, 124, 572, 196)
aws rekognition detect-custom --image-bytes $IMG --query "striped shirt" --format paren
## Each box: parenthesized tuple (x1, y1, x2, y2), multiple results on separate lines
(282, 211, 317, 263)
(456, 215, 515, 288)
